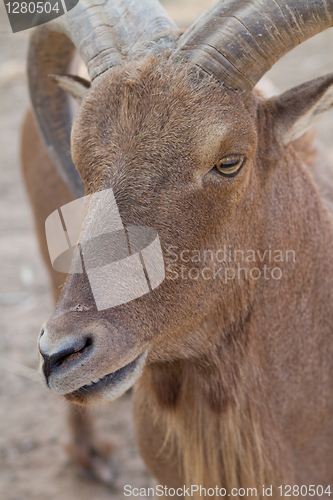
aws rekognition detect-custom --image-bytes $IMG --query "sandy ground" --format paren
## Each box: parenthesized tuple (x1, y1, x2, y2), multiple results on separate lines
(1, 2, 333, 499)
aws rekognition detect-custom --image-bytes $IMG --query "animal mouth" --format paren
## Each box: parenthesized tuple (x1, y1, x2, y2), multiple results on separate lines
(65, 350, 147, 402)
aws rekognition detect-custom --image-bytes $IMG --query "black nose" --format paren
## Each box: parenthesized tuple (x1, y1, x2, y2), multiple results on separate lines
(40, 337, 93, 382)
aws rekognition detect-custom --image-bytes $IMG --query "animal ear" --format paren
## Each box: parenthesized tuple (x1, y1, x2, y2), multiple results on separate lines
(268, 73, 333, 146)
(49, 74, 91, 103)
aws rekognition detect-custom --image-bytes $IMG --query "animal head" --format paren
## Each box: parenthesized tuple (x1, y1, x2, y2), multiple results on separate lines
(30, 0, 333, 406)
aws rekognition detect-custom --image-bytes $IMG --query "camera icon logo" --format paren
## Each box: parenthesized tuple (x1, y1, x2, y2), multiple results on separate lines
(45, 189, 165, 310)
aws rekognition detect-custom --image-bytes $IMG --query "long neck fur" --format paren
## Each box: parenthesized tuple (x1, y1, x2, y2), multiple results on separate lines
(149, 315, 295, 499)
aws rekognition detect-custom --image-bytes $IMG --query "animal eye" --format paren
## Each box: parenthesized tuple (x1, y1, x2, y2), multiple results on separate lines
(214, 155, 245, 177)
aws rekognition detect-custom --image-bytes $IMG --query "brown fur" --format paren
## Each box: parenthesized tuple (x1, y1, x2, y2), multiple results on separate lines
(22, 57, 333, 497)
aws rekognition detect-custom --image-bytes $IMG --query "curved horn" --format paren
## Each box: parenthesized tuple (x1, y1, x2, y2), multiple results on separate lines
(28, 0, 177, 198)
(173, 0, 333, 95)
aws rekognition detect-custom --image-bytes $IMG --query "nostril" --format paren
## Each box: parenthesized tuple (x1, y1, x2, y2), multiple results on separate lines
(42, 336, 93, 381)
(54, 337, 93, 367)
(84, 336, 93, 349)
(40, 327, 45, 338)
(54, 336, 93, 366)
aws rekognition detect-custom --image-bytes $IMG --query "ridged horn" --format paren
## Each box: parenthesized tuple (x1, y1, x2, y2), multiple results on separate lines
(28, 0, 177, 198)
(173, 0, 333, 95)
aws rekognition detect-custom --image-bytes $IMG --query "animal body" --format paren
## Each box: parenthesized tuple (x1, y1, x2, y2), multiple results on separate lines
(21, 0, 333, 497)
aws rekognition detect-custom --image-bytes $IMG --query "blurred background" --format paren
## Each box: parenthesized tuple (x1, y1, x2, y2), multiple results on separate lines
(1, 1, 333, 499)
